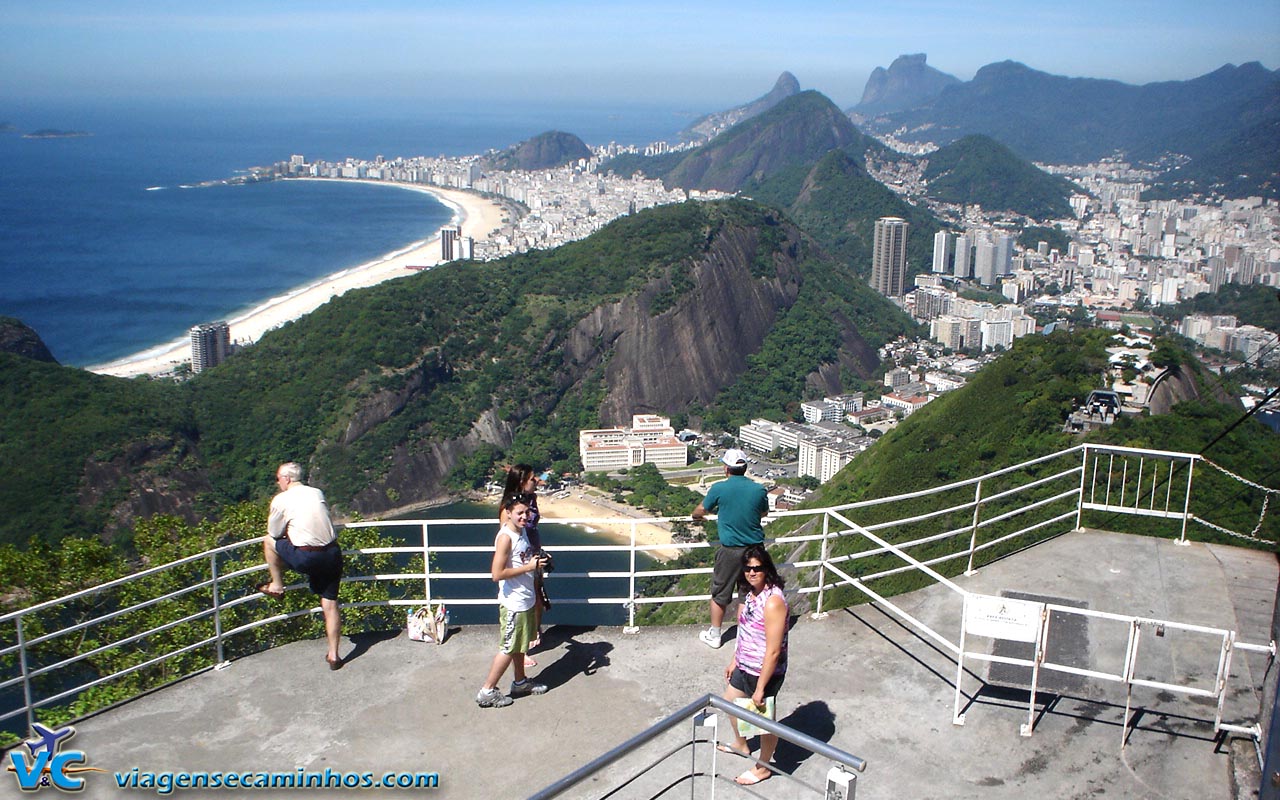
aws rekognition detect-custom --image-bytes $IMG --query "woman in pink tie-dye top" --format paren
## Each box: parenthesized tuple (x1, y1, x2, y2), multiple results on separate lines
(719, 543, 788, 786)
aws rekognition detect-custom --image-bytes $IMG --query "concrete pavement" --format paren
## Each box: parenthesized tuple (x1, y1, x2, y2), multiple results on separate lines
(56, 530, 1278, 799)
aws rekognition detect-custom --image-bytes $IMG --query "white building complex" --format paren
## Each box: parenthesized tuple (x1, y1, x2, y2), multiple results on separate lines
(798, 434, 870, 484)
(579, 415, 688, 472)
(737, 418, 806, 453)
(800, 393, 864, 424)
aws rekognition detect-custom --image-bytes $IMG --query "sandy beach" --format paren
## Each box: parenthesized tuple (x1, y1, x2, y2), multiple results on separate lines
(482, 487, 685, 561)
(89, 180, 510, 378)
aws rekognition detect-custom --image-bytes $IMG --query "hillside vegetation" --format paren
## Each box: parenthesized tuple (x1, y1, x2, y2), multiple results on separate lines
(641, 329, 1277, 623)
(745, 149, 942, 281)
(483, 130, 592, 172)
(1153, 284, 1280, 334)
(922, 135, 1079, 220)
(0, 200, 914, 547)
(607, 91, 887, 193)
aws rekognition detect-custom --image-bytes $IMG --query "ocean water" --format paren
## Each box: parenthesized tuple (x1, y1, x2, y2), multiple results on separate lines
(0, 99, 686, 367)
(394, 500, 659, 626)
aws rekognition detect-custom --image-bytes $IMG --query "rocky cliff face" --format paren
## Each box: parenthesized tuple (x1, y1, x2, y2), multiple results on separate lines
(337, 215, 862, 517)
(572, 223, 804, 424)
(1146, 365, 1238, 416)
(78, 436, 212, 540)
(854, 53, 959, 116)
(0, 317, 58, 364)
(348, 408, 515, 513)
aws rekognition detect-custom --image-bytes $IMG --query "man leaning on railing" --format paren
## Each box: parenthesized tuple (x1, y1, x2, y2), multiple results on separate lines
(692, 449, 768, 650)
(259, 462, 345, 670)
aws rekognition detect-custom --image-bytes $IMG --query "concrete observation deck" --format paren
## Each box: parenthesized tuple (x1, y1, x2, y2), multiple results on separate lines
(69, 530, 1277, 799)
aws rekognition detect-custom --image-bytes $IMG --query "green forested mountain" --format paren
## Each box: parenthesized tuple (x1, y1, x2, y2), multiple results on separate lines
(922, 135, 1079, 220)
(606, 91, 887, 193)
(482, 130, 592, 171)
(0, 200, 914, 546)
(745, 149, 942, 280)
(0, 354, 202, 544)
(862, 60, 1280, 199)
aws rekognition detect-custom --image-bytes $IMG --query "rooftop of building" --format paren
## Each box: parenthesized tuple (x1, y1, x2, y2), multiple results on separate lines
(59, 528, 1275, 800)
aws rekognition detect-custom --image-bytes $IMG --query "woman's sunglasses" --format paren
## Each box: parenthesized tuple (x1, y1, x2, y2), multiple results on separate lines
(743, 564, 765, 573)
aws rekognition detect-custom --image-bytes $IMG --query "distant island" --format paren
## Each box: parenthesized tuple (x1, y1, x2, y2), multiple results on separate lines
(23, 128, 92, 139)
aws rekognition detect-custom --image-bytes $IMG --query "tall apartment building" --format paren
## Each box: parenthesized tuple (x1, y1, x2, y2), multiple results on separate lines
(441, 225, 474, 261)
(884, 366, 913, 389)
(996, 233, 1015, 278)
(190, 321, 231, 373)
(579, 415, 688, 472)
(974, 234, 998, 286)
(953, 234, 972, 279)
(870, 217, 909, 297)
(932, 230, 951, 274)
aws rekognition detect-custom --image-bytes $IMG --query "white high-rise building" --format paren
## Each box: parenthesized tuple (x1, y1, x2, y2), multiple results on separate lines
(932, 230, 951, 274)
(871, 217, 909, 297)
(440, 225, 463, 261)
(974, 235, 998, 286)
(996, 234, 1015, 277)
(953, 234, 972, 279)
(190, 321, 231, 373)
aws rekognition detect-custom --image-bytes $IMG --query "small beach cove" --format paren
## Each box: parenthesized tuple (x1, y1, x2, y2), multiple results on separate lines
(373, 485, 685, 626)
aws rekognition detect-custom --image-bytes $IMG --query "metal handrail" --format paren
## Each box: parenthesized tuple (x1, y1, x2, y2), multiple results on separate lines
(1, 443, 1268, 738)
(527, 693, 866, 800)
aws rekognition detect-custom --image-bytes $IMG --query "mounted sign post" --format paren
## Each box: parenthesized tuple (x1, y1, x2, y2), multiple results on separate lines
(954, 593, 1048, 736)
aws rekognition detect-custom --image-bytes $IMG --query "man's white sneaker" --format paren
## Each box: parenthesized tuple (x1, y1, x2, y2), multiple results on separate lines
(699, 628, 722, 649)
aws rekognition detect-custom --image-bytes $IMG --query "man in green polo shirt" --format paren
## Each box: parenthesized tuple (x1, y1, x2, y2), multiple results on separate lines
(691, 449, 768, 648)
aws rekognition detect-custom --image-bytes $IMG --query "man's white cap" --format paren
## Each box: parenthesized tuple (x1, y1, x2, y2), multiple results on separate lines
(721, 448, 749, 467)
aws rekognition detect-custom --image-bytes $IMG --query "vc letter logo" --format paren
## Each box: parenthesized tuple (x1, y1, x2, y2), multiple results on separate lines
(6, 723, 95, 792)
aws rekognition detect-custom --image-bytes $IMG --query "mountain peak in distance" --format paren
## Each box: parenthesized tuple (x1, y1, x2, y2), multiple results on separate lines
(854, 53, 960, 116)
(678, 71, 802, 143)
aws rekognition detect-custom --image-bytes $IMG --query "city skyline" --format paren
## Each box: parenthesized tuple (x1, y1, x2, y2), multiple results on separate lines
(2, 1, 1276, 110)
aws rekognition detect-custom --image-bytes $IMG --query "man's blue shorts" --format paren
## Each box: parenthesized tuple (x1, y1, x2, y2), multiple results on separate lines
(274, 538, 343, 600)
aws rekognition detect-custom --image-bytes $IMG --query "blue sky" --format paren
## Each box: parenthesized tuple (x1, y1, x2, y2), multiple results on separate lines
(2, 0, 1276, 109)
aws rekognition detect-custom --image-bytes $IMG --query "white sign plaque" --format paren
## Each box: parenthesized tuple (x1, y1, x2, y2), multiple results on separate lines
(965, 594, 1044, 642)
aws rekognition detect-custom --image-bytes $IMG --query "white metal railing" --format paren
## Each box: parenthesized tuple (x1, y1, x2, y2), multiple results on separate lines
(1, 443, 1274, 741)
(527, 693, 867, 799)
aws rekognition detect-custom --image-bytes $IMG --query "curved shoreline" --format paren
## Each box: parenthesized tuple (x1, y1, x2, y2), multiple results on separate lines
(89, 180, 509, 378)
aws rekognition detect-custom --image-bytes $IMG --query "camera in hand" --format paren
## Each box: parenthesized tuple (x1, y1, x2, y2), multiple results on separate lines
(538, 551, 555, 573)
